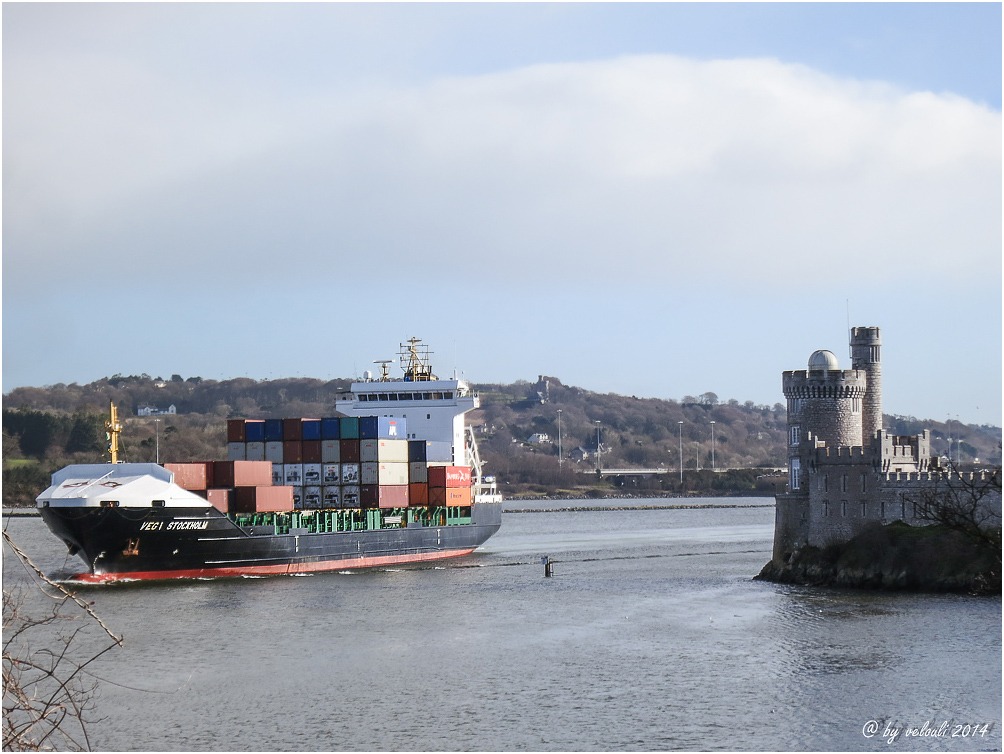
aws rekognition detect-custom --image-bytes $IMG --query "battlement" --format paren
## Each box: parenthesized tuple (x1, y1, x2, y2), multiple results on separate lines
(782, 370, 867, 399)
(813, 444, 869, 461)
(882, 470, 998, 485)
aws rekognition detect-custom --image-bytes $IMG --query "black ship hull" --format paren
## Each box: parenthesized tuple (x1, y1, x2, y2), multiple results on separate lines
(40, 503, 503, 583)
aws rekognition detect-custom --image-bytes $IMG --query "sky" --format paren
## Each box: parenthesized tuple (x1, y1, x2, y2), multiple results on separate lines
(3, 3, 1001, 427)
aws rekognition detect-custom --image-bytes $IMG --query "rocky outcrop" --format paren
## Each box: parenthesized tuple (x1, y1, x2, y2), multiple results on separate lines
(755, 521, 1001, 595)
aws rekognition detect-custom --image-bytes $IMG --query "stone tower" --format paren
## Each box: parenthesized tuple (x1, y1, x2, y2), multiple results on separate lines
(849, 326, 882, 441)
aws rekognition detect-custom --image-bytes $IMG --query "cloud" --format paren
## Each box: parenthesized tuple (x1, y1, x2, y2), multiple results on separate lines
(4, 53, 1000, 298)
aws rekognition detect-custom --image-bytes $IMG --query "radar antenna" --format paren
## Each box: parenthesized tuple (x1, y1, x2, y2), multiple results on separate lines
(373, 360, 393, 382)
(399, 337, 436, 382)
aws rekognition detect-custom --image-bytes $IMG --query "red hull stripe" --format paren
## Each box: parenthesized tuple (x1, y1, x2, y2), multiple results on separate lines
(69, 548, 477, 583)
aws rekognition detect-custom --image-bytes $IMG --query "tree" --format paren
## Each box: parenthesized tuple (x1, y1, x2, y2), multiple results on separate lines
(905, 464, 1002, 568)
(2, 530, 122, 751)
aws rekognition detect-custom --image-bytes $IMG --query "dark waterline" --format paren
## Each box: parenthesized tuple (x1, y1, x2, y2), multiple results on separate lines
(4, 500, 1000, 751)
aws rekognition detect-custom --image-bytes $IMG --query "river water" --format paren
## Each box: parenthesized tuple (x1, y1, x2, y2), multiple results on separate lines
(3, 499, 1000, 752)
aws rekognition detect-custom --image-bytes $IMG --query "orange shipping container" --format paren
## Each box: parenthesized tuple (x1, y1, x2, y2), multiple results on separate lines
(213, 460, 273, 488)
(233, 485, 294, 513)
(429, 486, 472, 507)
(427, 466, 472, 489)
(206, 488, 231, 513)
(409, 483, 429, 505)
(164, 463, 210, 491)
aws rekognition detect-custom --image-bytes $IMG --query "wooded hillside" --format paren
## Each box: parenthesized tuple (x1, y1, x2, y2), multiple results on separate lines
(4, 373, 1000, 503)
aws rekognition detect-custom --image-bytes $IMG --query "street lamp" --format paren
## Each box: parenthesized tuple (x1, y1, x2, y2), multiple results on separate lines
(595, 420, 602, 471)
(154, 418, 161, 464)
(557, 409, 563, 468)
(710, 421, 716, 472)
(678, 421, 684, 482)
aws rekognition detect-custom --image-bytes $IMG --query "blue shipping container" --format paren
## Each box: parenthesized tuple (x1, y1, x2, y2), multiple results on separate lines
(245, 420, 266, 443)
(321, 417, 340, 440)
(302, 420, 322, 441)
(264, 419, 284, 442)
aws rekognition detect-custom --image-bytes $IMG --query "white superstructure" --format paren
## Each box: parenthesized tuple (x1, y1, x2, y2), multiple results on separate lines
(334, 339, 501, 502)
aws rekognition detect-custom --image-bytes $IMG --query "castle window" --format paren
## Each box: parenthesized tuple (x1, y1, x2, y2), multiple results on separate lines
(841, 500, 847, 517)
(901, 500, 907, 519)
(789, 425, 801, 447)
(789, 458, 800, 490)
(823, 474, 828, 492)
(822, 500, 829, 517)
(880, 500, 886, 519)
(788, 398, 802, 414)
(852, 398, 861, 414)
(860, 501, 867, 517)
(860, 474, 867, 492)
(840, 475, 848, 493)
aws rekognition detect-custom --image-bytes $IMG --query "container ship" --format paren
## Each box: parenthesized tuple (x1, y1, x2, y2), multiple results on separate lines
(37, 339, 503, 583)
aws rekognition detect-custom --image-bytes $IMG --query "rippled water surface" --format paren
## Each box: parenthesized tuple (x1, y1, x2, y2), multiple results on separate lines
(4, 500, 1000, 751)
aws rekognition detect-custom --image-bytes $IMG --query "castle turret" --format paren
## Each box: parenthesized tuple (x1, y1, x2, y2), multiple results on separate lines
(849, 326, 882, 441)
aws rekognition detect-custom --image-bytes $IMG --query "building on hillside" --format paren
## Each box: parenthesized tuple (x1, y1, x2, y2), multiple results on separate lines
(527, 433, 551, 445)
(137, 404, 177, 417)
(771, 326, 1000, 564)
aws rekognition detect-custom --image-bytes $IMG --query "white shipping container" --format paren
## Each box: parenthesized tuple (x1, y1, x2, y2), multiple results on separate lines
(362, 462, 409, 486)
(304, 486, 322, 509)
(272, 463, 284, 486)
(245, 442, 266, 461)
(321, 440, 341, 463)
(303, 463, 322, 486)
(227, 442, 246, 461)
(322, 464, 341, 485)
(322, 485, 340, 508)
(341, 463, 360, 484)
(265, 441, 284, 463)
(360, 439, 410, 463)
(409, 462, 428, 483)
(284, 463, 304, 485)
(341, 485, 361, 508)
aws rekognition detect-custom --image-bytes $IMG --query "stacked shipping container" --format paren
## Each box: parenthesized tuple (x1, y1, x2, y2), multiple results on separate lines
(164, 460, 294, 514)
(225, 417, 469, 511)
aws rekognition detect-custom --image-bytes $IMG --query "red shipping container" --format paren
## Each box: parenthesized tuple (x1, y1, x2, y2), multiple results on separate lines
(165, 463, 210, 491)
(360, 484, 410, 509)
(227, 419, 246, 443)
(282, 418, 302, 441)
(206, 488, 231, 513)
(213, 460, 273, 488)
(339, 439, 361, 463)
(409, 483, 428, 506)
(427, 466, 472, 489)
(283, 440, 303, 463)
(302, 440, 322, 464)
(233, 485, 294, 513)
(429, 486, 473, 507)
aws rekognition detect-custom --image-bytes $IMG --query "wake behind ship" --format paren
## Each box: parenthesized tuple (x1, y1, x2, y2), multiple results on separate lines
(37, 340, 503, 582)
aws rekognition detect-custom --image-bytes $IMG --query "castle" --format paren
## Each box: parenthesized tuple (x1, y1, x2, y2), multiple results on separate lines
(771, 326, 998, 563)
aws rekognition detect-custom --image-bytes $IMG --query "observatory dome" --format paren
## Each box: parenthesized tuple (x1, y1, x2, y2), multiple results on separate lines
(808, 350, 839, 373)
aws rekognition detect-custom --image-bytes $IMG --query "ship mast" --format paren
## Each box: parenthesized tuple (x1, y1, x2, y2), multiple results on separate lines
(399, 337, 436, 382)
(105, 402, 122, 464)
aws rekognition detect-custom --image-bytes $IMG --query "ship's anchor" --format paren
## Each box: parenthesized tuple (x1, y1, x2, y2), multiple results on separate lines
(122, 538, 140, 557)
